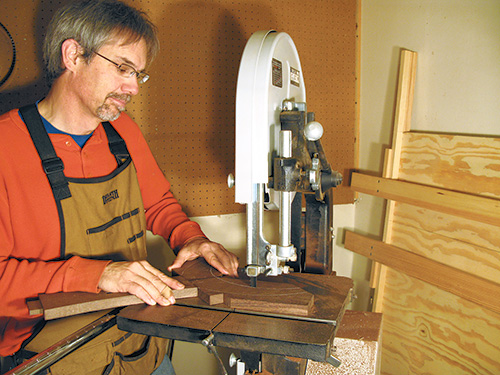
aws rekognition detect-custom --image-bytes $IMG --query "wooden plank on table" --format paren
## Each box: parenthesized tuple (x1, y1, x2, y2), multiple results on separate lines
(192, 276, 315, 316)
(174, 258, 315, 316)
(27, 299, 43, 316)
(36, 279, 198, 320)
(38, 292, 141, 320)
(344, 230, 500, 314)
(351, 172, 500, 227)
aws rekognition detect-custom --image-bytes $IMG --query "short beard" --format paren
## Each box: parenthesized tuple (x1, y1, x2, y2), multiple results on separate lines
(96, 93, 131, 122)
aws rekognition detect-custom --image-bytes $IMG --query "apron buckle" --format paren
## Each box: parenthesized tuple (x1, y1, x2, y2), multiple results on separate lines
(42, 157, 65, 174)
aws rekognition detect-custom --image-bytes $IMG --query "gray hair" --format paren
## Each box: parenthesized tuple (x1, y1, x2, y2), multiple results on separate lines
(43, 0, 159, 85)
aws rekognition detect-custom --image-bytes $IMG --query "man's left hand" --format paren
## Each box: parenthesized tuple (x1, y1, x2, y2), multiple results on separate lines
(167, 237, 239, 277)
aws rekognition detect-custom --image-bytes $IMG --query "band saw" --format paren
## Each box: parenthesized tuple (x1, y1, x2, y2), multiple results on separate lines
(12, 30, 353, 375)
(118, 30, 352, 375)
(231, 30, 343, 285)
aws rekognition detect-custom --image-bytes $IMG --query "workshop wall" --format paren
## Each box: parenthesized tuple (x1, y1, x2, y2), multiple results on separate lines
(0, 0, 359, 217)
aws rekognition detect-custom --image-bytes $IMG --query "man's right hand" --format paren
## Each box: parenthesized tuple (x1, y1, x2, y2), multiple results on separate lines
(98, 260, 185, 306)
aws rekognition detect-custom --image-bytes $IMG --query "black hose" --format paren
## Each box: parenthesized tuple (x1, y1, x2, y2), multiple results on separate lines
(0, 21, 16, 88)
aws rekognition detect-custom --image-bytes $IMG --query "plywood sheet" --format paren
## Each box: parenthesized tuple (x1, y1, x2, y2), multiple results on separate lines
(391, 202, 500, 283)
(381, 269, 500, 375)
(378, 132, 500, 374)
(399, 132, 500, 199)
(0, 0, 359, 216)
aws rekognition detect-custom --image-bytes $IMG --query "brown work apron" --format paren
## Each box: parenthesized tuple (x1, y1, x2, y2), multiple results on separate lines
(19, 105, 167, 375)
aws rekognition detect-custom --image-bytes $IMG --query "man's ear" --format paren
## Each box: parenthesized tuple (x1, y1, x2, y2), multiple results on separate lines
(60, 39, 85, 72)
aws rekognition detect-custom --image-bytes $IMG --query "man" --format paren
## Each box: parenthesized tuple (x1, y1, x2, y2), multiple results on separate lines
(0, 0, 238, 373)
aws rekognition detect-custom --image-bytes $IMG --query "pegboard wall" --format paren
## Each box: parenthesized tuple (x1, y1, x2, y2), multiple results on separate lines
(0, 0, 359, 217)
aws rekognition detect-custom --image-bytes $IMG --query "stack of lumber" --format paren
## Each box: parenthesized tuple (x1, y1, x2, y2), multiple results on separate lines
(345, 49, 500, 374)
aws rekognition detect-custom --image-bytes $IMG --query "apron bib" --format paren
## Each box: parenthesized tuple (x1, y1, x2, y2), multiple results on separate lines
(18, 105, 167, 375)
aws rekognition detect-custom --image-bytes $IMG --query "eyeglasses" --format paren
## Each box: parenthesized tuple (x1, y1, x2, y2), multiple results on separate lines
(93, 51, 149, 84)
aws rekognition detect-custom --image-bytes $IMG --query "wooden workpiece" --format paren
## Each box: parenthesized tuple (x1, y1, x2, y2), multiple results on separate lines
(172, 259, 352, 321)
(192, 276, 315, 316)
(30, 259, 339, 321)
(172, 259, 347, 320)
(171, 259, 320, 317)
(29, 275, 198, 320)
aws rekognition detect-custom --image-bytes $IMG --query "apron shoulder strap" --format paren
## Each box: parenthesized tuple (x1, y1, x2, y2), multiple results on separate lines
(19, 104, 72, 201)
(102, 122, 130, 166)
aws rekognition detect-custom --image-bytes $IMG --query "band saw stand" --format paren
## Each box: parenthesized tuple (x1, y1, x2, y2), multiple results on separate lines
(119, 30, 352, 374)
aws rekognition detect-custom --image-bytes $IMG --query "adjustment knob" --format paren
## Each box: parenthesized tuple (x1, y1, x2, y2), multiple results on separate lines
(304, 121, 324, 141)
(227, 173, 235, 188)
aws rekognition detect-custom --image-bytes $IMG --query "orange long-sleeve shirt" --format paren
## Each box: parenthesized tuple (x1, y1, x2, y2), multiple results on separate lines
(0, 109, 205, 355)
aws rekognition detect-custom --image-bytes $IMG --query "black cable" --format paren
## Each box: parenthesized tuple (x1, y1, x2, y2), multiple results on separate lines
(0, 21, 16, 88)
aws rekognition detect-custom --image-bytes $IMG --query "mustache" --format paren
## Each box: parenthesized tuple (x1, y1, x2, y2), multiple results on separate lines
(106, 93, 131, 104)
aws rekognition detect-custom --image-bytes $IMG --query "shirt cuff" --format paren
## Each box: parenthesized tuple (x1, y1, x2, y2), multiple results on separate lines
(63, 257, 111, 293)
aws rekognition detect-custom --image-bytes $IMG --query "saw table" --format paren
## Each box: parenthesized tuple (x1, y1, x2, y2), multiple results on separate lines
(116, 259, 353, 374)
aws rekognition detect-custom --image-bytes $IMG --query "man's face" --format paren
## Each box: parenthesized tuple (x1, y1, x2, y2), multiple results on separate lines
(75, 37, 148, 123)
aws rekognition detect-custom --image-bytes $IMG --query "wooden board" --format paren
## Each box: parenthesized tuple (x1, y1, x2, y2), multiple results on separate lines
(175, 259, 315, 316)
(344, 230, 500, 314)
(381, 269, 500, 375)
(32, 276, 198, 320)
(351, 172, 500, 226)
(378, 133, 500, 374)
(369, 49, 418, 313)
(192, 276, 314, 316)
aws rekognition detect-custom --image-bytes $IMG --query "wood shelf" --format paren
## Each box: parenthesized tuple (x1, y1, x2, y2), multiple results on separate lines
(344, 230, 500, 315)
(351, 172, 500, 227)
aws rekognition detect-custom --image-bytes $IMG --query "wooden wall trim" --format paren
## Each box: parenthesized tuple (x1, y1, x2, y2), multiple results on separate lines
(344, 230, 500, 315)
(351, 172, 500, 227)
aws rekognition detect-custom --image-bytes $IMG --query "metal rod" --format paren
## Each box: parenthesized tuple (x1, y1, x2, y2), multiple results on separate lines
(279, 130, 293, 249)
(5, 310, 118, 375)
(246, 185, 259, 268)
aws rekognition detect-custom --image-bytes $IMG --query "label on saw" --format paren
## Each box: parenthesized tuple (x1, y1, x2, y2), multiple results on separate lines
(272, 58, 283, 88)
(290, 67, 300, 87)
